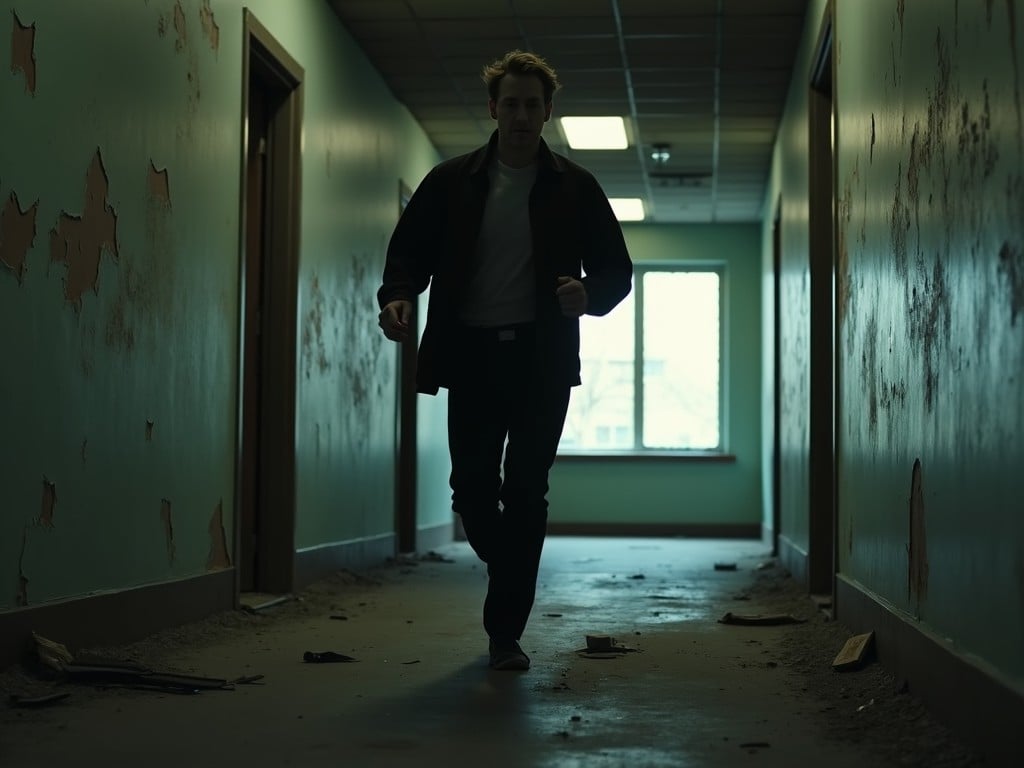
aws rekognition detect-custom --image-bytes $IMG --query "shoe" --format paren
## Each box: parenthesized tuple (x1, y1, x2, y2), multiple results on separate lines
(488, 639, 530, 671)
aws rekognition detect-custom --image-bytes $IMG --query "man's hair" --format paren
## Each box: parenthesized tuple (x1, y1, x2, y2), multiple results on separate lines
(482, 50, 561, 103)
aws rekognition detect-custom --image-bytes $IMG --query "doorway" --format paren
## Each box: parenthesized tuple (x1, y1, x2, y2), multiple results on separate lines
(807, 4, 837, 597)
(236, 10, 303, 599)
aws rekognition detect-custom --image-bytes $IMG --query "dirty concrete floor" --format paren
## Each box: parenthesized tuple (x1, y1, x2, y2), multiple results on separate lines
(0, 538, 981, 768)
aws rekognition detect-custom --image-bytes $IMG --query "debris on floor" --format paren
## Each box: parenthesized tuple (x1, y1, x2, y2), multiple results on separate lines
(832, 631, 874, 671)
(575, 633, 640, 659)
(717, 611, 807, 626)
(27, 633, 252, 695)
(302, 650, 357, 664)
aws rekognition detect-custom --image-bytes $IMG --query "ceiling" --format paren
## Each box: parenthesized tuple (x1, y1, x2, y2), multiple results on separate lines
(327, 0, 810, 223)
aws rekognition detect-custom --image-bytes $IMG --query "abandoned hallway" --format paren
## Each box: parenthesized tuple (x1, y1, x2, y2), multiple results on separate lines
(0, 538, 980, 767)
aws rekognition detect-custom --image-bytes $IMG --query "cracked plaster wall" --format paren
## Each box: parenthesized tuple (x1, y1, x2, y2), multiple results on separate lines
(0, 0, 439, 611)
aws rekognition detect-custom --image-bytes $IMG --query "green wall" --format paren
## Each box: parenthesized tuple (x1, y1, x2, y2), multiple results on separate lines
(836, 0, 1024, 687)
(0, 0, 438, 610)
(547, 223, 763, 527)
(765, 0, 1024, 690)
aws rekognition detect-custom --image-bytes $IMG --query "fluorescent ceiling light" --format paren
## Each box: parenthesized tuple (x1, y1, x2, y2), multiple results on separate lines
(609, 198, 644, 221)
(559, 116, 628, 149)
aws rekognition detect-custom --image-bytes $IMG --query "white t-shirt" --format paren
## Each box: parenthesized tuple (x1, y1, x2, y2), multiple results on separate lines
(460, 159, 538, 327)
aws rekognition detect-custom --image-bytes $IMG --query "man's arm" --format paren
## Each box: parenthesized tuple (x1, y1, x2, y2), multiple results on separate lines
(577, 177, 634, 316)
(377, 169, 443, 311)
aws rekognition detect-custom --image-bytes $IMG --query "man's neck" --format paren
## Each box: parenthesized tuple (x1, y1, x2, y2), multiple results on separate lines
(498, 141, 540, 169)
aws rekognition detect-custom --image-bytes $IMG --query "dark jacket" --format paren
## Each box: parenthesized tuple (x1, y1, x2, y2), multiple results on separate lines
(377, 131, 633, 395)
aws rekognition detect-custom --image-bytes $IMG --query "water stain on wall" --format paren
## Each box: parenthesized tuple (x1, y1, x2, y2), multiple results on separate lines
(49, 149, 119, 309)
(160, 499, 176, 566)
(10, 11, 36, 95)
(908, 459, 929, 607)
(207, 500, 231, 570)
(0, 190, 38, 282)
(39, 477, 56, 528)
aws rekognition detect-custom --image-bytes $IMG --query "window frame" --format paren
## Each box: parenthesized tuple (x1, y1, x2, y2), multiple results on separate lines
(557, 261, 731, 460)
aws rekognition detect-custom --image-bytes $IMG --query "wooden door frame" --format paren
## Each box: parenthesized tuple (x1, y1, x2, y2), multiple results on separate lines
(234, 9, 304, 599)
(807, 0, 838, 596)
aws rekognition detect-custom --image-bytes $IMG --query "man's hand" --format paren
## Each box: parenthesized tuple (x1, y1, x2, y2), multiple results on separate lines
(555, 276, 588, 318)
(378, 300, 413, 342)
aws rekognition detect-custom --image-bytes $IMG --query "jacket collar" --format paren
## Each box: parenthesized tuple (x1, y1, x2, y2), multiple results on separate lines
(468, 130, 566, 175)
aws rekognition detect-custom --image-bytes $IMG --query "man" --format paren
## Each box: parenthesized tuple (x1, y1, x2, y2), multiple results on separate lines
(377, 50, 632, 671)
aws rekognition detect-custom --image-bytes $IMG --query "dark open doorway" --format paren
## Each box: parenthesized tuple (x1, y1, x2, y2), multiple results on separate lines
(235, 10, 303, 599)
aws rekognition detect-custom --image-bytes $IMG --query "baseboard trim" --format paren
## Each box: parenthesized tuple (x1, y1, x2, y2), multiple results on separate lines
(836, 574, 1024, 765)
(545, 522, 761, 538)
(416, 520, 454, 553)
(0, 568, 235, 671)
(777, 533, 808, 586)
(293, 533, 396, 589)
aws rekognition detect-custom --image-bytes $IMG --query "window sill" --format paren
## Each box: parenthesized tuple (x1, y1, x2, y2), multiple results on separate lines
(555, 451, 736, 463)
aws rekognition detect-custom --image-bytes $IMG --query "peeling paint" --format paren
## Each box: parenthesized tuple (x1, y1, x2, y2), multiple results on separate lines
(148, 161, 171, 207)
(908, 459, 929, 607)
(16, 528, 28, 606)
(997, 240, 1024, 325)
(39, 477, 56, 528)
(0, 190, 38, 282)
(10, 11, 36, 95)
(207, 500, 231, 570)
(173, 1, 186, 52)
(50, 149, 119, 309)
(160, 499, 176, 566)
(199, 0, 219, 52)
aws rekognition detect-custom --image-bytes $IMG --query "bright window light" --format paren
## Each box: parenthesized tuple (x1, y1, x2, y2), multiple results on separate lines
(609, 198, 644, 221)
(559, 116, 628, 149)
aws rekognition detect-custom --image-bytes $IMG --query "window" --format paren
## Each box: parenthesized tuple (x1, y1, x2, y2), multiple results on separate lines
(559, 266, 723, 453)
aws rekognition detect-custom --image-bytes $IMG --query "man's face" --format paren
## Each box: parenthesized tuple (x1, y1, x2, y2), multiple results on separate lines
(489, 72, 551, 151)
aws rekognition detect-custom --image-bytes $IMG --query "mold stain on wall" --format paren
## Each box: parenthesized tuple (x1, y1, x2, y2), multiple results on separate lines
(10, 10, 36, 95)
(49, 149, 119, 310)
(301, 274, 333, 379)
(998, 240, 1024, 325)
(0, 190, 38, 282)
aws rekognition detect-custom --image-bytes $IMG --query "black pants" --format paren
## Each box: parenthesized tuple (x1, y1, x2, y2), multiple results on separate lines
(447, 323, 571, 643)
